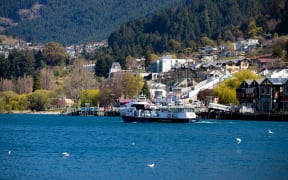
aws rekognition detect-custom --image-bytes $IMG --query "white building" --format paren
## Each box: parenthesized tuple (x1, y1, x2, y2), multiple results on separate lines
(161, 55, 192, 72)
(261, 68, 288, 78)
(233, 39, 259, 52)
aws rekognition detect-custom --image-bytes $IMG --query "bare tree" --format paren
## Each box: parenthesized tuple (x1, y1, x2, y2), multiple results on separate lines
(40, 68, 55, 90)
(0, 78, 13, 91)
(99, 77, 123, 106)
(64, 60, 99, 101)
(14, 75, 33, 94)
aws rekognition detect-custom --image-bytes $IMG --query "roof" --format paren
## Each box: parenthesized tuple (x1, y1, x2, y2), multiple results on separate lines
(267, 78, 288, 85)
(254, 79, 265, 85)
(244, 80, 253, 85)
(258, 58, 281, 63)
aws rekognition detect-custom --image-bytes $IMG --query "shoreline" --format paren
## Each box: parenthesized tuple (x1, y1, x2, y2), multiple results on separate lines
(5, 111, 62, 115)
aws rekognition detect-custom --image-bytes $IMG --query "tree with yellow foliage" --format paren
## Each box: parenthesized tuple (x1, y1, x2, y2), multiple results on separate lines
(214, 70, 262, 105)
(122, 73, 144, 99)
(80, 89, 100, 107)
(248, 18, 263, 38)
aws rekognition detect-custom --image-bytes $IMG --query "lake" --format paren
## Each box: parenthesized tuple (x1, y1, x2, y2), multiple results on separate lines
(0, 114, 288, 180)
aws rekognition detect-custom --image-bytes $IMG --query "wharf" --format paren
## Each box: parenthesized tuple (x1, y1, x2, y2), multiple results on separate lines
(197, 111, 288, 121)
(67, 110, 119, 116)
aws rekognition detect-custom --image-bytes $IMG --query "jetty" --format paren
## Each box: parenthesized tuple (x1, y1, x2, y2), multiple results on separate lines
(197, 111, 288, 121)
(64, 107, 119, 116)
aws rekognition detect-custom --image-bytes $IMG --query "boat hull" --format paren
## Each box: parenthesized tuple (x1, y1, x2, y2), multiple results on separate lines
(121, 116, 197, 123)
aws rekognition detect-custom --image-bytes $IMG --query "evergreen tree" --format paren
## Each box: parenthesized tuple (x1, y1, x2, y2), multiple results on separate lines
(0, 54, 9, 79)
(141, 80, 150, 99)
(32, 74, 41, 92)
(272, 45, 283, 58)
(34, 50, 45, 70)
(145, 50, 152, 69)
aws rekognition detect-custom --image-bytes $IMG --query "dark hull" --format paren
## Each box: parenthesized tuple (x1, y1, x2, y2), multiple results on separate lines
(121, 116, 197, 123)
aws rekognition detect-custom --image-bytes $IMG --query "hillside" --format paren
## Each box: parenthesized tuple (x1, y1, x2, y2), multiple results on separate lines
(0, 0, 183, 45)
(107, 0, 288, 60)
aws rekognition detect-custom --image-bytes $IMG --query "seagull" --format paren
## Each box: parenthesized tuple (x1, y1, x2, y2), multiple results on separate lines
(8, 150, 11, 155)
(268, 129, 274, 134)
(236, 137, 241, 144)
(62, 152, 70, 157)
(147, 163, 155, 168)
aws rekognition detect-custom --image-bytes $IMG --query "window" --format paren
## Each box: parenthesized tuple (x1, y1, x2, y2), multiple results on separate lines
(260, 86, 270, 95)
(285, 85, 288, 95)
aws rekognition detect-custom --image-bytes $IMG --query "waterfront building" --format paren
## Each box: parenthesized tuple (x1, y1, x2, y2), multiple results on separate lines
(236, 78, 288, 112)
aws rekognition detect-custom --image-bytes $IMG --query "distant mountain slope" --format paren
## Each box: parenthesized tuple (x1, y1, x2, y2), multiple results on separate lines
(0, 0, 182, 45)
(107, 0, 288, 59)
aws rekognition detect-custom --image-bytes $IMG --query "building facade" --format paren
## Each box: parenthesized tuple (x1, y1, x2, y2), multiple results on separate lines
(236, 78, 288, 112)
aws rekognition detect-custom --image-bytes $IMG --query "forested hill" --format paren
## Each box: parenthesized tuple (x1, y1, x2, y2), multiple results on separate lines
(0, 0, 183, 45)
(108, 0, 288, 59)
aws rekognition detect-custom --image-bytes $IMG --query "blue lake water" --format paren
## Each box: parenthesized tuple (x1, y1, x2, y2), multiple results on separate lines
(0, 114, 288, 180)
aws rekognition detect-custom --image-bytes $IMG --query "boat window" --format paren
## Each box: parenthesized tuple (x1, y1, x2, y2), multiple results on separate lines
(132, 104, 145, 110)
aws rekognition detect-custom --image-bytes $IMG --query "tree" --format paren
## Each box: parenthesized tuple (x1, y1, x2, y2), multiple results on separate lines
(214, 70, 262, 105)
(95, 55, 113, 77)
(7, 50, 35, 79)
(0, 91, 19, 112)
(42, 41, 68, 66)
(40, 68, 55, 90)
(0, 78, 13, 92)
(200, 36, 215, 46)
(64, 59, 99, 101)
(33, 74, 41, 92)
(28, 90, 55, 111)
(0, 54, 9, 79)
(80, 89, 100, 107)
(272, 45, 283, 58)
(197, 89, 214, 101)
(214, 85, 238, 105)
(145, 50, 152, 69)
(8, 49, 23, 78)
(99, 87, 121, 107)
(0, 96, 5, 112)
(14, 75, 33, 94)
(247, 18, 263, 38)
(17, 94, 29, 111)
(168, 39, 181, 53)
(141, 80, 150, 99)
(34, 50, 45, 70)
(122, 73, 144, 99)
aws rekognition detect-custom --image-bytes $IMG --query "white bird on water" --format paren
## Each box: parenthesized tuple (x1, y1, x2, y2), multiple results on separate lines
(62, 152, 70, 157)
(236, 137, 241, 144)
(268, 129, 274, 134)
(8, 150, 11, 155)
(147, 163, 155, 168)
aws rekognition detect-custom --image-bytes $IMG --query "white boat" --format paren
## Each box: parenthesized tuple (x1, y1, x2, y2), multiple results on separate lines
(121, 105, 198, 123)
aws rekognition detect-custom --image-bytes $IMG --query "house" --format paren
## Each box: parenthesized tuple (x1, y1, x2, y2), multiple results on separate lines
(236, 78, 262, 111)
(233, 39, 259, 52)
(223, 59, 250, 73)
(261, 68, 288, 78)
(236, 78, 288, 112)
(257, 58, 282, 69)
(259, 78, 288, 112)
(159, 55, 194, 73)
(251, 54, 283, 69)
